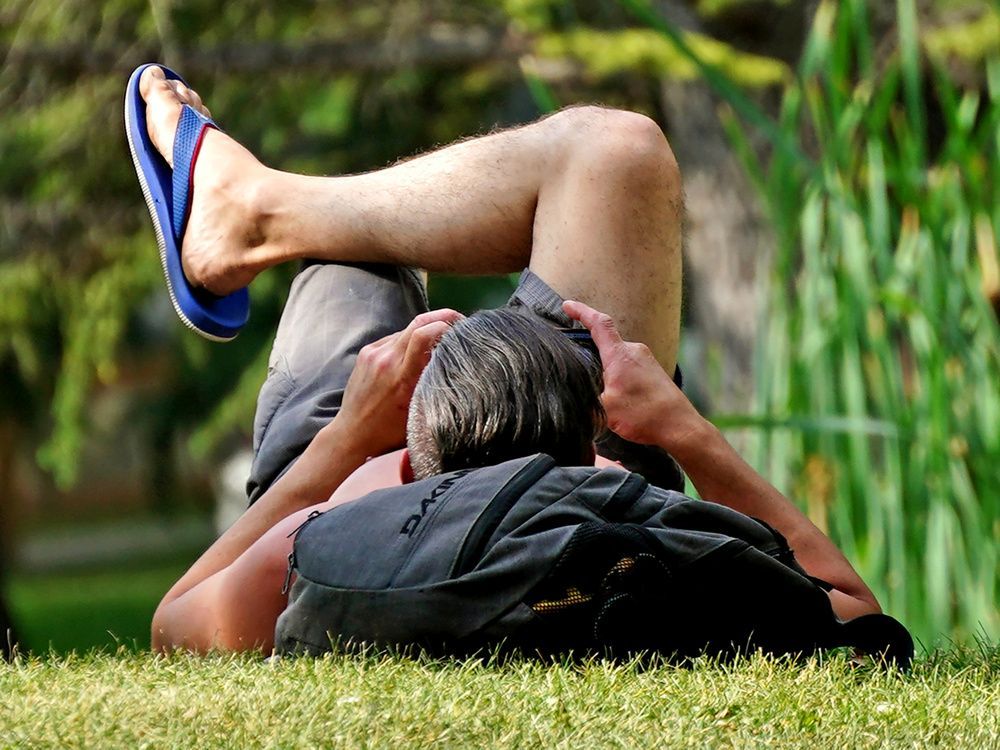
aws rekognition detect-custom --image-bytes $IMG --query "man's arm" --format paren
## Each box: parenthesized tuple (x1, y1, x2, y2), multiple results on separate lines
(564, 300, 880, 620)
(152, 309, 461, 652)
(661, 421, 880, 619)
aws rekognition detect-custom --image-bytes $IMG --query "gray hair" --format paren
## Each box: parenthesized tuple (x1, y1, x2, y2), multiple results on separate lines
(406, 308, 605, 479)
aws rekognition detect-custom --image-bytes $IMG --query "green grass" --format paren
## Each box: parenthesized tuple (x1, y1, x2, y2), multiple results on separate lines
(0, 648, 997, 748)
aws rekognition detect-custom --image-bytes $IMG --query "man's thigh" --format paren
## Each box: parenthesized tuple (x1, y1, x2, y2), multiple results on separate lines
(527, 117, 683, 376)
(246, 262, 429, 504)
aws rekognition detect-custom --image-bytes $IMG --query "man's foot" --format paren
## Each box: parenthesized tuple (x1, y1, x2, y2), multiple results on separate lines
(139, 66, 267, 295)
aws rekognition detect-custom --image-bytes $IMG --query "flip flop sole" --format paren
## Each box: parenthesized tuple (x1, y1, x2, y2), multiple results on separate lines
(124, 63, 249, 341)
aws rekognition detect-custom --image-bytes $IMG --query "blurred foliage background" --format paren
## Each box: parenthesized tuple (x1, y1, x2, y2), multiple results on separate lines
(0, 0, 997, 654)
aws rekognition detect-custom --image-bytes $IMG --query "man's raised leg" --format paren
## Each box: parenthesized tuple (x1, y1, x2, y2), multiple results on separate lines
(141, 68, 682, 372)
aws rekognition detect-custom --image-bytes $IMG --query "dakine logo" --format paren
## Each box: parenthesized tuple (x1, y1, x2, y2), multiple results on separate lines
(400, 471, 470, 536)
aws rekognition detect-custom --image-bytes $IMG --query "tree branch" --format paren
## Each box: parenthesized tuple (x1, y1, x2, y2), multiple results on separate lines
(1, 26, 525, 80)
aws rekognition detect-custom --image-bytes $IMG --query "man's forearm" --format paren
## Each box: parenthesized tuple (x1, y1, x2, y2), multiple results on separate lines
(157, 417, 369, 609)
(665, 418, 809, 533)
(660, 417, 880, 615)
(561, 299, 881, 621)
(151, 309, 459, 652)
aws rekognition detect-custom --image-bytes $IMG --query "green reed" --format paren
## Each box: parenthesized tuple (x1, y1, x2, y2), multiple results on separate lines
(736, 0, 998, 644)
(626, 0, 1000, 644)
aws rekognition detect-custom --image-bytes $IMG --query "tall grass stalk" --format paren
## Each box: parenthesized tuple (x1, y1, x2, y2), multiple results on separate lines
(630, 0, 1000, 644)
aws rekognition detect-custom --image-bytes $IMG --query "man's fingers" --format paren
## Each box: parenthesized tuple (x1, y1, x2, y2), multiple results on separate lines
(366, 309, 462, 353)
(562, 300, 625, 355)
(402, 320, 454, 375)
(405, 308, 464, 332)
(396, 308, 462, 367)
(364, 330, 402, 352)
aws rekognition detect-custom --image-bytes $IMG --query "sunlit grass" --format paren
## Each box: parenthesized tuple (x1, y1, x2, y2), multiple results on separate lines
(1, 647, 997, 748)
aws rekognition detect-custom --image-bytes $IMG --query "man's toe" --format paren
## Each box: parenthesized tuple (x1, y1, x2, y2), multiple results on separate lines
(139, 65, 166, 99)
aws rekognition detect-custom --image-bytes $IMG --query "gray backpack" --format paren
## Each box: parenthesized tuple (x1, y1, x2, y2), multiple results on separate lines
(275, 454, 912, 666)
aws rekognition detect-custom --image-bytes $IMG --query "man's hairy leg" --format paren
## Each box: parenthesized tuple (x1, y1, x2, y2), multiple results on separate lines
(144, 65, 539, 291)
(264, 107, 685, 373)
(527, 107, 683, 375)
(142, 67, 681, 370)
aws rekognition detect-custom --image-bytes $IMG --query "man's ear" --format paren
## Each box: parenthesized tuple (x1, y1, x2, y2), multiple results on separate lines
(586, 443, 597, 466)
(400, 449, 416, 484)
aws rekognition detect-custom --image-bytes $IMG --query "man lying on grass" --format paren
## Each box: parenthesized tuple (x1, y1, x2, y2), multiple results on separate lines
(131, 65, 880, 653)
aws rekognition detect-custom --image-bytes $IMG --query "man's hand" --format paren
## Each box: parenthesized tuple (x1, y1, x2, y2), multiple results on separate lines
(565, 300, 881, 619)
(337, 308, 463, 457)
(563, 299, 702, 449)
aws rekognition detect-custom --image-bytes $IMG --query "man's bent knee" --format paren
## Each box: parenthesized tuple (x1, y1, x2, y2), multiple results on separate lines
(545, 106, 681, 196)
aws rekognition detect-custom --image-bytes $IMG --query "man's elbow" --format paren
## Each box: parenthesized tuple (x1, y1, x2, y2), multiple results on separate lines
(151, 600, 183, 653)
(829, 588, 882, 620)
(151, 609, 168, 652)
(150, 598, 211, 653)
(150, 597, 269, 654)
(857, 592, 883, 616)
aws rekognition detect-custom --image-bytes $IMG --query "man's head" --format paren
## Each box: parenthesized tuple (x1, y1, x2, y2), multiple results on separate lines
(406, 308, 605, 479)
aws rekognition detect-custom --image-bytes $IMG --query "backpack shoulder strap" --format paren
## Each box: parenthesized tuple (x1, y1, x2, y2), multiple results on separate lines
(596, 472, 649, 519)
(451, 454, 557, 577)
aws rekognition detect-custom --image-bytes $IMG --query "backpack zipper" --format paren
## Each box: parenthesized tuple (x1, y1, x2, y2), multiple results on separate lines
(281, 510, 324, 595)
(451, 454, 557, 577)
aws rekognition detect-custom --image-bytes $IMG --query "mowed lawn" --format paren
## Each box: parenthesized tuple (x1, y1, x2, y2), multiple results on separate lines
(3, 550, 997, 747)
(1, 648, 997, 748)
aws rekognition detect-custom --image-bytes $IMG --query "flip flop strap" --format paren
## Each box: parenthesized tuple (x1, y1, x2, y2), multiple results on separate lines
(172, 104, 219, 241)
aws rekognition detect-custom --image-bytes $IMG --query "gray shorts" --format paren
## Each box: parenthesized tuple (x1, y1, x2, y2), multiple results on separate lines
(246, 262, 684, 504)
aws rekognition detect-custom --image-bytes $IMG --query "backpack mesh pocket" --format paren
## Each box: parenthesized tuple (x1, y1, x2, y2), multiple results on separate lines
(517, 522, 674, 657)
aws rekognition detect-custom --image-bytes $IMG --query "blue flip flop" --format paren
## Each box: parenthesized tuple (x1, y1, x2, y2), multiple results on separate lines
(124, 63, 250, 341)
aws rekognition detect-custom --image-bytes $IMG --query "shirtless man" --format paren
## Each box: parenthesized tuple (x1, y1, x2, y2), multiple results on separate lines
(134, 66, 880, 653)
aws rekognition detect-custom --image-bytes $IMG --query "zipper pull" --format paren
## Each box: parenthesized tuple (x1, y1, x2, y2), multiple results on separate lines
(282, 510, 323, 595)
(286, 509, 323, 539)
(281, 550, 296, 595)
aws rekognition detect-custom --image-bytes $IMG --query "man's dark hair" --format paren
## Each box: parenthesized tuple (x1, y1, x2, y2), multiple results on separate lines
(406, 308, 605, 479)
